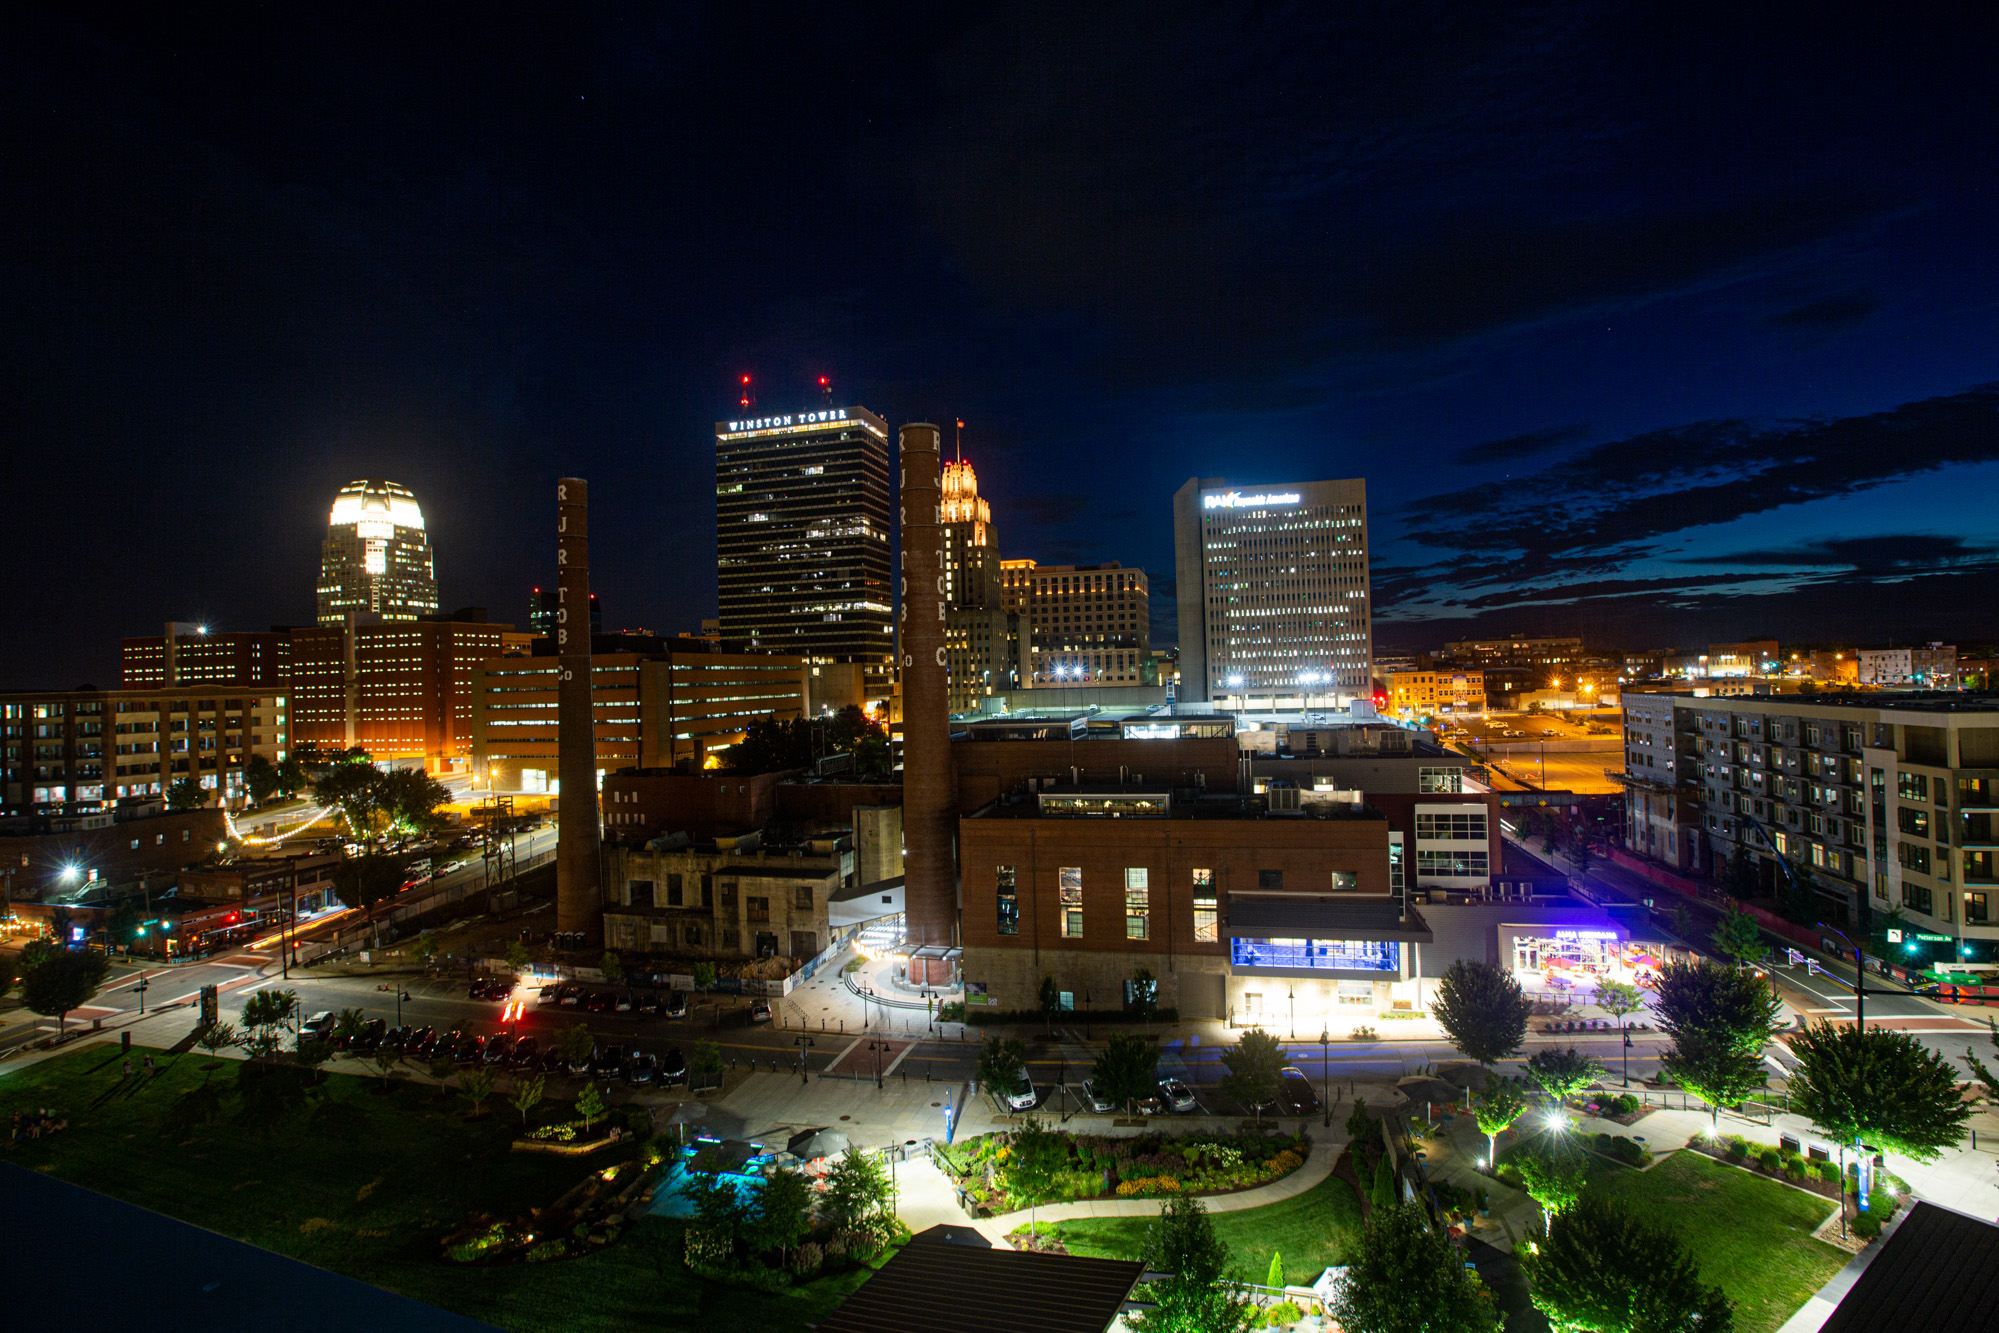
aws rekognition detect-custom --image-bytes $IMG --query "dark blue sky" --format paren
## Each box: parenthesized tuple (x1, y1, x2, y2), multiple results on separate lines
(5, 4, 1999, 686)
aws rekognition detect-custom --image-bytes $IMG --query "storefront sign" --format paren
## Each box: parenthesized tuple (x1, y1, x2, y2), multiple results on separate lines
(1552, 929, 1619, 940)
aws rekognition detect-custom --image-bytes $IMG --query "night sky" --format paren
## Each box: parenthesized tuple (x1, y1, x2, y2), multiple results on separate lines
(6, 5, 1999, 688)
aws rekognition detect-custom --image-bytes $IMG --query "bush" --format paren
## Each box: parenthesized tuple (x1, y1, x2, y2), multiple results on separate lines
(1264, 1300, 1304, 1324)
(1592, 1133, 1649, 1166)
(1852, 1212, 1883, 1240)
(624, 1107, 652, 1135)
(1757, 1148, 1783, 1173)
(791, 1241, 824, 1276)
(525, 1238, 568, 1263)
(1816, 1160, 1841, 1183)
(1721, 1135, 1749, 1162)
(1495, 1164, 1525, 1190)
(938, 1001, 966, 1022)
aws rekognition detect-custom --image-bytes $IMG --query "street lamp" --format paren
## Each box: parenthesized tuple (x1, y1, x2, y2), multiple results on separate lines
(1319, 1028, 1332, 1128)
(794, 1033, 816, 1084)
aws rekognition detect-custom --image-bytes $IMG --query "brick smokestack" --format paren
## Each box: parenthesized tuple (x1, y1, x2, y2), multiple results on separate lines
(898, 423, 958, 981)
(555, 477, 603, 946)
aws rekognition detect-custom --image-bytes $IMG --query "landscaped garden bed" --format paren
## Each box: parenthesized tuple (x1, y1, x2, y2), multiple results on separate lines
(938, 1129, 1309, 1215)
(1687, 1133, 1906, 1237)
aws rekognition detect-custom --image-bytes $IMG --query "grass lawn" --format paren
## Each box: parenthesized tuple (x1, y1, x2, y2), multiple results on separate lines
(0, 1044, 871, 1333)
(1594, 1152, 1848, 1333)
(1025, 1171, 1365, 1287)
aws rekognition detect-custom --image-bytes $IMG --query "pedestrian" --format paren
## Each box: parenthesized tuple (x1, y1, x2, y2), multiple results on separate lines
(143, 1054, 156, 1077)
(123, 1057, 132, 1082)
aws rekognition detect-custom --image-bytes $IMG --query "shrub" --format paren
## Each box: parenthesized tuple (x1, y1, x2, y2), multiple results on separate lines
(1816, 1160, 1841, 1183)
(1757, 1148, 1783, 1173)
(938, 1001, 966, 1022)
(791, 1241, 824, 1276)
(525, 1238, 568, 1262)
(822, 1235, 848, 1259)
(1721, 1136, 1749, 1162)
(1852, 1212, 1883, 1240)
(1264, 1299, 1304, 1324)
(1115, 1175, 1183, 1197)
(1592, 1133, 1649, 1166)
(1495, 1164, 1525, 1190)
(624, 1107, 652, 1136)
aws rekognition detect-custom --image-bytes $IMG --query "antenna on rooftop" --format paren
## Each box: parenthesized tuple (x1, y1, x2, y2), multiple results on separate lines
(738, 374, 755, 411)
(818, 374, 832, 404)
(955, 419, 964, 464)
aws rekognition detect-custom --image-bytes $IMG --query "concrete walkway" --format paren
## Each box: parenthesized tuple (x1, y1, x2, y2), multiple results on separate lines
(972, 1139, 1343, 1246)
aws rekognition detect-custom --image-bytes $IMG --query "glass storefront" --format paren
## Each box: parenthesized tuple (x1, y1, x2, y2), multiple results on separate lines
(1229, 937, 1398, 971)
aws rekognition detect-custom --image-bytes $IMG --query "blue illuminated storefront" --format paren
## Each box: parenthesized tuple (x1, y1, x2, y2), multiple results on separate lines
(1229, 938, 1398, 972)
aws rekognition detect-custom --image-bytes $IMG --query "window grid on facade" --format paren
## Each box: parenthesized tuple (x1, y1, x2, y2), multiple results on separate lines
(996, 865, 1018, 935)
(1060, 866, 1083, 938)
(1192, 868, 1217, 942)
(1125, 867, 1149, 939)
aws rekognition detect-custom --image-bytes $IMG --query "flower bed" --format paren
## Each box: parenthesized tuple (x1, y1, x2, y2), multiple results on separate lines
(945, 1130, 1310, 1214)
(1689, 1134, 1907, 1235)
(440, 1159, 648, 1265)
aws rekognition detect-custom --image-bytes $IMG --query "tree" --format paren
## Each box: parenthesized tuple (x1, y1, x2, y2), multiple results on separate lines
(1218, 1028, 1284, 1123)
(600, 950, 624, 984)
(196, 1021, 239, 1067)
(1664, 1037, 1767, 1132)
(1473, 1075, 1528, 1167)
(1788, 1021, 1972, 1163)
(274, 755, 307, 798)
(0, 952, 17, 1000)
(329, 855, 408, 945)
(1516, 1141, 1588, 1218)
(244, 754, 281, 806)
(691, 1039, 725, 1091)
(691, 961, 718, 990)
(332, 1007, 369, 1049)
(998, 1115, 1067, 1234)
(1652, 959, 1781, 1058)
(1594, 979, 1645, 1087)
(978, 1035, 1028, 1105)
(574, 1081, 606, 1132)
(239, 987, 298, 1061)
(459, 1067, 496, 1117)
(1964, 1017, 1999, 1102)
(1039, 974, 1061, 1034)
(1330, 1204, 1500, 1333)
(408, 931, 439, 969)
(1710, 901, 1767, 969)
(503, 940, 533, 970)
(1432, 959, 1533, 1066)
(374, 767, 450, 838)
(823, 1145, 897, 1233)
(1091, 1031, 1160, 1113)
(371, 1046, 401, 1090)
(1525, 1047, 1603, 1107)
(1369, 1154, 1399, 1212)
(754, 1166, 815, 1265)
(1521, 1193, 1734, 1333)
(314, 759, 383, 841)
(166, 778, 207, 811)
(511, 1072, 546, 1126)
(1267, 1251, 1284, 1290)
(723, 715, 814, 774)
(1129, 1194, 1257, 1333)
(554, 1022, 596, 1068)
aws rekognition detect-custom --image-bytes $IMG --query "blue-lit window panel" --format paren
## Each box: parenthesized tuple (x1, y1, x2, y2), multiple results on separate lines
(1229, 938, 1397, 972)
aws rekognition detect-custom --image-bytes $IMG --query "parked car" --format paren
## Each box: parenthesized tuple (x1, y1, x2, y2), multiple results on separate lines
(1157, 1078, 1198, 1113)
(625, 1051, 657, 1086)
(302, 1010, 336, 1038)
(483, 1033, 514, 1065)
(1277, 1066, 1321, 1116)
(381, 1026, 411, 1054)
(1077, 1078, 1116, 1113)
(585, 991, 612, 1013)
(747, 999, 772, 1023)
(453, 1035, 485, 1066)
(614, 993, 635, 1013)
(353, 1018, 386, 1054)
(541, 1046, 568, 1075)
(508, 1035, 540, 1068)
(537, 985, 561, 1007)
(567, 1045, 598, 1077)
(600, 1044, 626, 1075)
(662, 992, 688, 1019)
(998, 1071, 1037, 1112)
(557, 984, 584, 1007)
(409, 1027, 439, 1059)
(636, 992, 662, 1017)
(658, 1046, 688, 1086)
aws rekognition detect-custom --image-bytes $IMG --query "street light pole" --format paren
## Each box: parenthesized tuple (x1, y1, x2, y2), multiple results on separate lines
(794, 1033, 815, 1084)
(1319, 1029, 1332, 1128)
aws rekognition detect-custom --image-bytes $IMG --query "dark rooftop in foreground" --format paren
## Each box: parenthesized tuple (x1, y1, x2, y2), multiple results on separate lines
(1819, 1202, 1999, 1333)
(814, 1226, 1145, 1333)
(0, 1162, 499, 1333)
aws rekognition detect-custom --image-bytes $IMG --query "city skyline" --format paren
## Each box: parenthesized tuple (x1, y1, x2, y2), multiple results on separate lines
(6, 7, 1999, 688)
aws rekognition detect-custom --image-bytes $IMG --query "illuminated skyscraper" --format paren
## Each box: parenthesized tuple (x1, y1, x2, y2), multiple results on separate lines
(1173, 477, 1372, 706)
(714, 406, 893, 709)
(316, 479, 439, 625)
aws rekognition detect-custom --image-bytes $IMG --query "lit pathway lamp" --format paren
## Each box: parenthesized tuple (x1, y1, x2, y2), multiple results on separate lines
(1319, 1028, 1332, 1128)
(794, 1033, 815, 1085)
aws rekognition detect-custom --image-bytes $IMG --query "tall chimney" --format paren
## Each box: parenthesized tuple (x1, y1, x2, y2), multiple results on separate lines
(555, 477, 602, 946)
(898, 423, 958, 982)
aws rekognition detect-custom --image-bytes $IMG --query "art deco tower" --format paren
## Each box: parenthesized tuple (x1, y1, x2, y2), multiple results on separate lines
(316, 479, 440, 625)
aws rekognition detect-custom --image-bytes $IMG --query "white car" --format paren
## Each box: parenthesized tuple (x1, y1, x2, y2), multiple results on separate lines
(1157, 1078, 1198, 1113)
(1003, 1073, 1038, 1112)
(1078, 1078, 1116, 1113)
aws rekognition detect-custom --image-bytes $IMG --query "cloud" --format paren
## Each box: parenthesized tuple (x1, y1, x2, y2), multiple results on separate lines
(1395, 385, 1999, 568)
(1686, 533, 1999, 576)
(1768, 294, 1880, 331)
(1451, 424, 1590, 467)
(1011, 494, 1091, 526)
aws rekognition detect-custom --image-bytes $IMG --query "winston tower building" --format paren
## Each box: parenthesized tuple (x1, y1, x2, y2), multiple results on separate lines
(1173, 477, 1373, 708)
(714, 406, 894, 712)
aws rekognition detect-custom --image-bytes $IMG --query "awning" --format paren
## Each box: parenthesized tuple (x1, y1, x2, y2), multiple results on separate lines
(1225, 896, 1434, 943)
